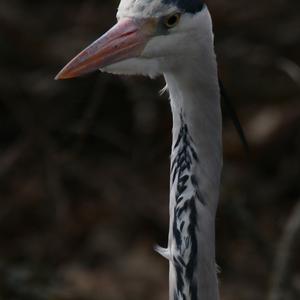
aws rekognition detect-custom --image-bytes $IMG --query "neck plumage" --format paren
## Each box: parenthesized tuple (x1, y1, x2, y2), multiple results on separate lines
(161, 37, 222, 300)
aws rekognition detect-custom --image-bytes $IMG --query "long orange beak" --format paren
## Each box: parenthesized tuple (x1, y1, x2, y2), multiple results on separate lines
(55, 18, 155, 80)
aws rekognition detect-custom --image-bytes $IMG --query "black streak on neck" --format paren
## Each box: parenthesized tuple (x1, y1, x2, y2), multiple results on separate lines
(171, 113, 204, 300)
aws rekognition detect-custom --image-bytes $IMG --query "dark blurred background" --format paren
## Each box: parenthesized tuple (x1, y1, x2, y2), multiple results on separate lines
(0, 0, 299, 299)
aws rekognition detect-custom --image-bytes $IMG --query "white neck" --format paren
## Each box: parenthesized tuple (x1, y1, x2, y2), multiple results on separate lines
(162, 38, 222, 300)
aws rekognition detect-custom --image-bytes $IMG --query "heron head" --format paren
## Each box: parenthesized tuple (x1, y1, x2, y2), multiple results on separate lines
(56, 0, 213, 79)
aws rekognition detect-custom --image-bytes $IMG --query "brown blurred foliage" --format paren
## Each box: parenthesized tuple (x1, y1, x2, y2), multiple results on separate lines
(0, 0, 299, 299)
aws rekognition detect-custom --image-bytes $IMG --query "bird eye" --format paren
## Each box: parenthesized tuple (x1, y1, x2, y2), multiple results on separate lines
(164, 13, 181, 28)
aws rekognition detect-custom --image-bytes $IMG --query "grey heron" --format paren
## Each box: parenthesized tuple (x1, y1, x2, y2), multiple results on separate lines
(56, 1, 230, 299)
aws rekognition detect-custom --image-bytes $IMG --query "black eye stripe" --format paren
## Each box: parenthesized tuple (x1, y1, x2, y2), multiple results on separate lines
(162, 0, 204, 14)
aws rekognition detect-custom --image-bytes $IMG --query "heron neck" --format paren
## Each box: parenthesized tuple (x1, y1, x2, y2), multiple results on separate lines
(166, 58, 223, 198)
(163, 50, 222, 300)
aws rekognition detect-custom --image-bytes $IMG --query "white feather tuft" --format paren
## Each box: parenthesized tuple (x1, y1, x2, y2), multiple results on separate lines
(154, 245, 171, 260)
(159, 84, 168, 96)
